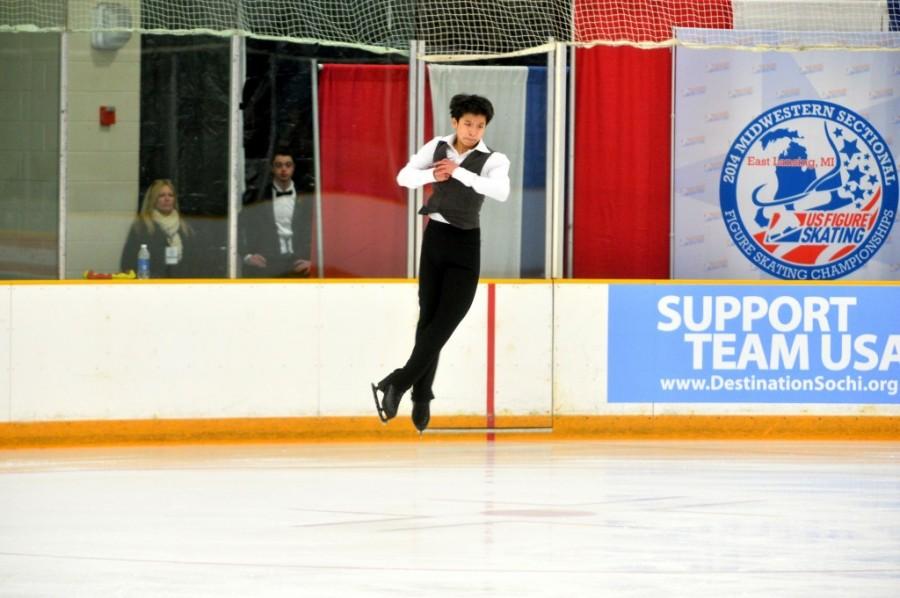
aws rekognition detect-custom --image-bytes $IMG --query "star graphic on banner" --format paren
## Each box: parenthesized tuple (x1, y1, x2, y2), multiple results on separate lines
(852, 186, 866, 201)
(833, 128, 844, 138)
(868, 174, 878, 185)
(846, 165, 865, 185)
(841, 138, 861, 160)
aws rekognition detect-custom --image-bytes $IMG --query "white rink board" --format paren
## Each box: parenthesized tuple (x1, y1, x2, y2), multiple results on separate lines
(2, 281, 898, 422)
(10, 284, 323, 420)
(553, 283, 611, 415)
(4, 282, 504, 421)
(317, 283, 419, 416)
(494, 284, 553, 416)
(430, 285, 489, 416)
(0, 286, 9, 423)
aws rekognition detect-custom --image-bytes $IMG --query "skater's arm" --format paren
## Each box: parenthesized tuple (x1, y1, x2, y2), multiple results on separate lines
(396, 138, 442, 189)
(449, 152, 510, 202)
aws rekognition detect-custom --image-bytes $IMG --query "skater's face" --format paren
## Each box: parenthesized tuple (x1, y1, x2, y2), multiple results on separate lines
(154, 185, 176, 215)
(272, 155, 295, 187)
(451, 112, 487, 151)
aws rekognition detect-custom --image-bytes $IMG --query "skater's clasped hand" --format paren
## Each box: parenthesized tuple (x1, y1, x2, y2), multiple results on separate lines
(433, 159, 458, 182)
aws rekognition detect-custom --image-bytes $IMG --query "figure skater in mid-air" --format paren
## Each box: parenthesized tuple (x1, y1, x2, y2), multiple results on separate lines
(372, 94, 510, 432)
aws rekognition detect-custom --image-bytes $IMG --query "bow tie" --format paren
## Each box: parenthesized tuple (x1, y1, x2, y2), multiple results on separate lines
(274, 189, 293, 197)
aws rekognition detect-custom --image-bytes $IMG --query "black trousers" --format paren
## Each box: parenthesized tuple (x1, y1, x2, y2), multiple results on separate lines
(387, 219, 480, 402)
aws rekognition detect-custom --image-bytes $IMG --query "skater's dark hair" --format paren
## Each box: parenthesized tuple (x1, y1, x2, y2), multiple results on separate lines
(449, 94, 494, 124)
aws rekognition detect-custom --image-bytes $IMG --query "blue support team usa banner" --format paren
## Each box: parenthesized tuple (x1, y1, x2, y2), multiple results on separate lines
(608, 284, 900, 403)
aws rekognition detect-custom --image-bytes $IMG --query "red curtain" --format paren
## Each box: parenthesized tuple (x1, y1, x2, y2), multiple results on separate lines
(571, 1, 732, 278)
(318, 64, 409, 277)
(572, 46, 672, 278)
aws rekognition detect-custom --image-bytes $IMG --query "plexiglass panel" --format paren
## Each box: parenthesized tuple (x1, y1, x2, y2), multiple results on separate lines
(64, 33, 229, 279)
(425, 58, 549, 278)
(0, 32, 59, 279)
(240, 41, 410, 278)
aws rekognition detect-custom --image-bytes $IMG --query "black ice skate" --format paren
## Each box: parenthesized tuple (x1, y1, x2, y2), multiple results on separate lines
(371, 383, 402, 423)
(411, 400, 431, 434)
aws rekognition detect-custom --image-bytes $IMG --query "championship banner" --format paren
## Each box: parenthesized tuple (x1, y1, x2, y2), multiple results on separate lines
(608, 284, 900, 403)
(673, 29, 900, 280)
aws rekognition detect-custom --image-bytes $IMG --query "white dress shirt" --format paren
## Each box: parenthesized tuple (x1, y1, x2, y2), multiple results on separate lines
(396, 135, 510, 224)
(272, 184, 295, 255)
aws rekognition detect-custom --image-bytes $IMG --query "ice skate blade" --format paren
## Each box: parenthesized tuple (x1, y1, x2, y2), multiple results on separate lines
(371, 383, 389, 423)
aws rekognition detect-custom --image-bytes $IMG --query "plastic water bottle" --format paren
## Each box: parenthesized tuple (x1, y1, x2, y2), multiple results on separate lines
(137, 244, 150, 279)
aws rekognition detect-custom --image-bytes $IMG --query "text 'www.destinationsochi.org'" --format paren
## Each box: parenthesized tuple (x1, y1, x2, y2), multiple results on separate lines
(659, 374, 899, 396)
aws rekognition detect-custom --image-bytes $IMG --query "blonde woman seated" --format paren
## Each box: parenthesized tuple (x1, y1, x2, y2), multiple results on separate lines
(120, 179, 197, 278)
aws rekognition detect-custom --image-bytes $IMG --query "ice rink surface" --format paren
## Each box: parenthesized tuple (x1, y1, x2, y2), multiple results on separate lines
(1, 440, 898, 597)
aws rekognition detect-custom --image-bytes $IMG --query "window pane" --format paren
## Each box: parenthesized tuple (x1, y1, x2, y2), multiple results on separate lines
(0, 32, 59, 279)
(316, 62, 409, 278)
(241, 41, 409, 279)
(240, 41, 317, 279)
(427, 59, 548, 278)
(139, 35, 230, 278)
(64, 33, 229, 280)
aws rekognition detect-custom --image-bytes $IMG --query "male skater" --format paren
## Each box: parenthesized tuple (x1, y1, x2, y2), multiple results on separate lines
(372, 94, 510, 432)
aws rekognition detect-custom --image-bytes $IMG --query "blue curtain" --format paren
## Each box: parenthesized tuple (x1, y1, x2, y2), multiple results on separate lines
(522, 66, 547, 277)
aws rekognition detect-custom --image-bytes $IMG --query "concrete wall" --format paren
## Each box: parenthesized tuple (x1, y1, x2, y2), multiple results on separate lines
(63, 23, 141, 279)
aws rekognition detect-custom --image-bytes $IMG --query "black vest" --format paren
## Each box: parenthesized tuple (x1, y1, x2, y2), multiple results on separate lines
(418, 140, 493, 230)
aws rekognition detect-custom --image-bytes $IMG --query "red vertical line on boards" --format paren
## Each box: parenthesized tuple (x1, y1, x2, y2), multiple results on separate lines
(486, 283, 496, 441)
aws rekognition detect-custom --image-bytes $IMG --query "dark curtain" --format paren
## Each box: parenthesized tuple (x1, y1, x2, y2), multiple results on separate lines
(242, 40, 315, 202)
(139, 35, 230, 276)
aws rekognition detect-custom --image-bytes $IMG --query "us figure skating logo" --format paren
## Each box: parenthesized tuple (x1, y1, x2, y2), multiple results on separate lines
(720, 100, 897, 279)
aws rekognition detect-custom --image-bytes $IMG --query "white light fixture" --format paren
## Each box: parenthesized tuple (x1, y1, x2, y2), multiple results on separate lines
(90, 2, 133, 51)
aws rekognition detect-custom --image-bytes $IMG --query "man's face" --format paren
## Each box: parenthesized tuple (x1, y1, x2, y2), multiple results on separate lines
(272, 155, 295, 186)
(451, 113, 487, 150)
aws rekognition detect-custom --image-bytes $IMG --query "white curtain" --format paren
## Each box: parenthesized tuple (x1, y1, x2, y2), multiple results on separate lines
(428, 65, 527, 278)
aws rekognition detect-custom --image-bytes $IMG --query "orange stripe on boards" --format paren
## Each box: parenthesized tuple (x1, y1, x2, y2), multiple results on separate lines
(552, 416, 900, 440)
(1, 416, 898, 448)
